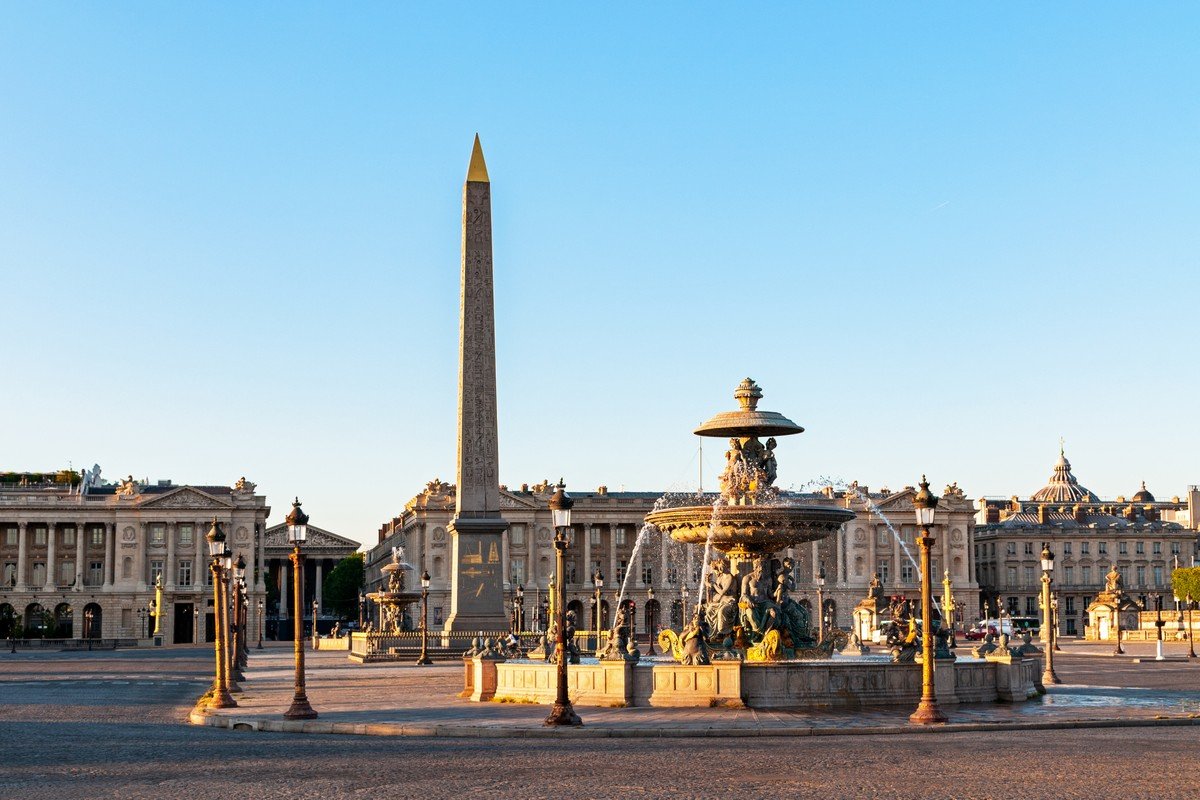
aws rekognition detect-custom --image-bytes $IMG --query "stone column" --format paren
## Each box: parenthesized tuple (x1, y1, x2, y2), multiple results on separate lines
(136, 522, 148, 592)
(103, 523, 114, 588)
(74, 524, 86, 590)
(166, 521, 177, 590)
(256, 522, 267, 592)
(582, 525, 592, 582)
(278, 561, 289, 620)
(315, 560, 324, 614)
(15, 522, 27, 591)
(44, 522, 57, 591)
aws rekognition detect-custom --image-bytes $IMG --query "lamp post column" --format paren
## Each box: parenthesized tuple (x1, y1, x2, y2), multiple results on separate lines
(209, 559, 235, 708)
(544, 481, 581, 727)
(1040, 546, 1060, 685)
(1189, 595, 1197, 659)
(417, 569, 432, 666)
(283, 499, 317, 720)
(1114, 595, 1124, 656)
(1154, 594, 1165, 662)
(909, 477, 946, 725)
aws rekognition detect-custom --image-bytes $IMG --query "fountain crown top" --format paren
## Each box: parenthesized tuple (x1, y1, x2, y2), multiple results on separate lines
(693, 379, 805, 438)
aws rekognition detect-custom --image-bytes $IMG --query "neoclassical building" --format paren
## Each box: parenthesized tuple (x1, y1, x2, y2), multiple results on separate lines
(973, 449, 1199, 636)
(262, 521, 359, 639)
(365, 477, 979, 635)
(0, 468, 269, 643)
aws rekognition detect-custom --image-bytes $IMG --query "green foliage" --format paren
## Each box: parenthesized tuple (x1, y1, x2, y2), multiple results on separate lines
(322, 553, 365, 619)
(1172, 567, 1200, 603)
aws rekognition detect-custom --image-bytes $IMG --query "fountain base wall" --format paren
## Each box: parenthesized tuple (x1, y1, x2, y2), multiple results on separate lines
(484, 656, 1042, 710)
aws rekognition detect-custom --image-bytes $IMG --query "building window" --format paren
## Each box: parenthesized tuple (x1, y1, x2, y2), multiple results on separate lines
(1152, 542, 1162, 555)
(1172, 542, 1181, 555)
(615, 529, 626, 547)
(178, 559, 193, 587)
(89, 561, 103, 585)
(34, 528, 47, 546)
(32, 562, 46, 585)
(510, 561, 525, 585)
(4, 529, 16, 546)
(989, 542, 995, 557)
(179, 525, 193, 546)
(1025, 597, 1036, 615)
(1136, 566, 1146, 586)
(151, 525, 165, 545)
(1118, 566, 1130, 586)
(59, 561, 73, 585)
(1064, 566, 1074, 585)
(1007, 597, 1019, 613)
(1066, 618, 1077, 635)
(511, 526, 525, 546)
(1119, 542, 1128, 555)
(1080, 542, 1090, 555)
(901, 563, 915, 583)
(1023, 542, 1033, 555)
(1082, 566, 1092, 585)
(1065, 596, 1076, 614)
(1154, 566, 1164, 586)
(1062, 542, 1072, 555)
(642, 565, 653, 585)
(589, 529, 600, 546)
(1135, 541, 1144, 555)
(1098, 542, 1107, 555)
(617, 560, 627, 583)
(91, 528, 104, 546)
(1023, 566, 1035, 586)
(63, 528, 76, 547)
(1006, 567, 1017, 588)
(2, 562, 14, 585)
(1006, 542, 1016, 556)
(876, 560, 890, 583)
(150, 560, 164, 583)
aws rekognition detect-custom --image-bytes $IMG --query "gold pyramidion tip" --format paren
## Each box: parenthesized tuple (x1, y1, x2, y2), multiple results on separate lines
(467, 134, 489, 183)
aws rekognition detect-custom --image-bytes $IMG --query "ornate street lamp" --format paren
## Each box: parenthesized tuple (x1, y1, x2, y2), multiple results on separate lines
(416, 569, 432, 666)
(222, 544, 239, 691)
(942, 570, 957, 648)
(152, 575, 164, 645)
(1039, 544, 1060, 685)
(205, 518, 236, 708)
(815, 562, 826, 644)
(283, 498, 317, 719)
(1153, 593, 1166, 662)
(646, 586, 657, 656)
(233, 555, 246, 672)
(593, 569, 605, 655)
(512, 583, 524, 635)
(256, 600, 264, 650)
(544, 480, 581, 727)
(1187, 594, 1197, 659)
(358, 591, 366, 630)
(908, 476, 946, 725)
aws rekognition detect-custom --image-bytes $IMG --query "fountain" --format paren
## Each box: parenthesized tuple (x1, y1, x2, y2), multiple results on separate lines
(367, 547, 421, 634)
(480, 380, 1045, 711)
(646, 378, 854, 662)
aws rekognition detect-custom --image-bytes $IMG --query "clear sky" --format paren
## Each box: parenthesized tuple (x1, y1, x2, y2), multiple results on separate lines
(3, 4, 1197, 548)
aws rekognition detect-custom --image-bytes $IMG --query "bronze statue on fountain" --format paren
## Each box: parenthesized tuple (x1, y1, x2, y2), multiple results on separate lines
(647, 379, 856, 663)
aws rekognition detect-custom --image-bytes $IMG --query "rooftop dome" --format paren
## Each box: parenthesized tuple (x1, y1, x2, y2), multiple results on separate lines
(1031, 446, 1098, 503)
(1132, 481, 1155, 503)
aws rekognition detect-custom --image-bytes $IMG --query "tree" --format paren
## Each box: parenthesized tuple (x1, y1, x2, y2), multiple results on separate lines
(322, 553, 365, 619)
(1172, 567, 1200, 603)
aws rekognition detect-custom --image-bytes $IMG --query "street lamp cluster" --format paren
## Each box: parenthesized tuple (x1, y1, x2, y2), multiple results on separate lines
(205, 518, 237, 709)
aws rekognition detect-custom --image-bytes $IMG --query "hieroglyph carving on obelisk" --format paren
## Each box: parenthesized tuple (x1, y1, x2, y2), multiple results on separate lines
(444, 134, 510, 633)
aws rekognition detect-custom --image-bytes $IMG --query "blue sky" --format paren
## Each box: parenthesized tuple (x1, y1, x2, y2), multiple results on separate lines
(2, 5, 1197, 546)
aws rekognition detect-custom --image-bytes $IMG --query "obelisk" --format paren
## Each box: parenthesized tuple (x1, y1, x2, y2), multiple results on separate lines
(444, 135, 510, 633)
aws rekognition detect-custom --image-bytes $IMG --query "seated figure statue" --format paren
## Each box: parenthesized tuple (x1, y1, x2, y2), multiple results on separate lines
(678, 611, 711, 666)
(775, 557, 810, 645)
(738, 558, 780, 640)
(704, 558, 738, 637)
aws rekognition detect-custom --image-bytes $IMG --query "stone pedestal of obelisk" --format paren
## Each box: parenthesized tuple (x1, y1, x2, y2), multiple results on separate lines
(444, 135, 510, 634)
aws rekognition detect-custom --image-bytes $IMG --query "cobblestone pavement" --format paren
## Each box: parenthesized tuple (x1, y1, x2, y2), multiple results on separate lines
(2, 642, 1200, 799)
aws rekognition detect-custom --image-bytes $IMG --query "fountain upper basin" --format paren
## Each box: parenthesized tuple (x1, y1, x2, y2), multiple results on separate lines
(645, 503, 855, 556)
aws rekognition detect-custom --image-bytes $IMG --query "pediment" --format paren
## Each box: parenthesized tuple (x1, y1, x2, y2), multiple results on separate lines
(500, 491, 539, 510)
(264, 523, 360, 551)
(138, 487, 235, 510)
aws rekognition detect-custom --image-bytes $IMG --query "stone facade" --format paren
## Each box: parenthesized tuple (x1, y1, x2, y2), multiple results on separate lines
(365, 478, 979, 636)
(974, 450, 1199, 637)
(262, 522, 359, 639)
(0, 468, 268, 643)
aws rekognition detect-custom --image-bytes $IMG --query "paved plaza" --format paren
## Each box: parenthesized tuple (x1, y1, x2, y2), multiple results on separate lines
(1, 641, 1199, 799)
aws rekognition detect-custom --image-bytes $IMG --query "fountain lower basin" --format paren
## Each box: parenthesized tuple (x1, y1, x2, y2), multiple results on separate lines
(481, 656, 1044, 710)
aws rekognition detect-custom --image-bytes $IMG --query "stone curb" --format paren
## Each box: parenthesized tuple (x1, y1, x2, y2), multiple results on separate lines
(188, 708, 1200, 740)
